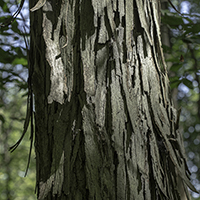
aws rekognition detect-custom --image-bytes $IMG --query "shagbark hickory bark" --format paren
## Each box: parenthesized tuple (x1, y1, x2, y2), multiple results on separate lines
(30, 0, 196, 199)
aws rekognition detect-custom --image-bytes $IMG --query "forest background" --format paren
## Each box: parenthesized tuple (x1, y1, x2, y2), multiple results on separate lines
(0, 0, 200, 199)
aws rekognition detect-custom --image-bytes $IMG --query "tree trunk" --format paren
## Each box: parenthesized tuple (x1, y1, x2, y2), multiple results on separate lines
(30, 0, 195, 199)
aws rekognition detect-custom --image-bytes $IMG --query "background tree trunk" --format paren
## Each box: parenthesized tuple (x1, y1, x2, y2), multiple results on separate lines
(30, 0, 196, 199)
(160, 0, 178, 109)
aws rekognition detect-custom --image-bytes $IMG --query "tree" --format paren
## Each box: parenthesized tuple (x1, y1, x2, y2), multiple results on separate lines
(29, 0, 197, 199)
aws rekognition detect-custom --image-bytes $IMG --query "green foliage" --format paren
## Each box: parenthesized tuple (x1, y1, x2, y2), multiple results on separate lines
(162, 0, 200, 197)
(0, 0, 36, 199)
(0, 89, 36, 200)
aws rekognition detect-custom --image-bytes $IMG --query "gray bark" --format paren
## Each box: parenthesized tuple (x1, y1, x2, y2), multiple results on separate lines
(30, 0, 195, 199)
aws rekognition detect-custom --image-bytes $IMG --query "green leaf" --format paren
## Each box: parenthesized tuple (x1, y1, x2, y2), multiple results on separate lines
(162, 13, 184, 28)
(170, 62, 183, 72)
(0, 114, 5, 123)
(0, 48, 17, 63)
(0, 0, 9, 12)
(12, 57, 27, 66)
(169, 76, 181, 89)
(183, 35, 200, 44)
(185, 24, 200, 34)
(182, 78, 193, 89)
(11, 20, 20, 33)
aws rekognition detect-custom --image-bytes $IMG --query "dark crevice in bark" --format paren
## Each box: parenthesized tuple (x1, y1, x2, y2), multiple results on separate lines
(136, 167, 142, 194)
(113, 150, 119, 200)
(142, 177, 146, 200)
(74, 132, 87, 198)
(114, 11, 120, 28)
(132, 0, 144, 38)
(80, 0, 95, 50)
(147, 129, 156, 200)
(122, 15, 127, 63)
(160, 76, 167, 107)
(166, 104, 171, 133)
(125, 162, 130, 200)
(104, 7, 114, 39)
(94, 17, 100, 86)
(123, 129, 130, 200)
(105, 59, 113, 140)
(73, 0, 86, 107)
(149, 1, 159, 55)
(96, 16, 101, 46)
(130, 62, 136, 89)
(141, 34, 148, 58)
(137, 55, 144, 95)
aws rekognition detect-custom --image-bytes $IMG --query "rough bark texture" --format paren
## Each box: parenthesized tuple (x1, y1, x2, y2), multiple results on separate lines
(30, 0, 195, 199)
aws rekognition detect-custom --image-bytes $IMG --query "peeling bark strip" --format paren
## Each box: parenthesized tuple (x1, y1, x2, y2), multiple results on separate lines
(30, 0, 196, 199)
